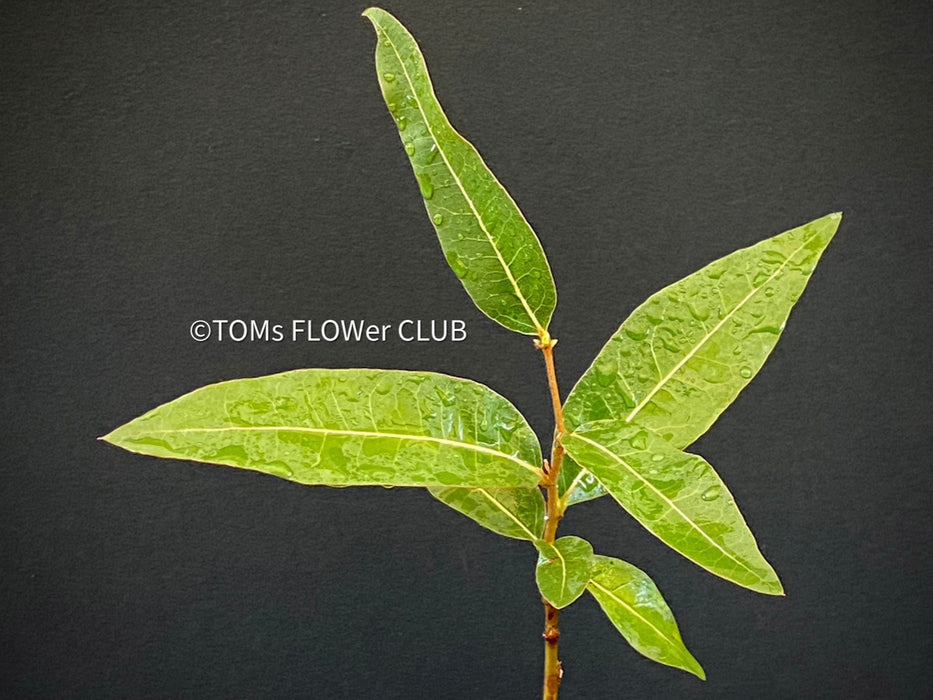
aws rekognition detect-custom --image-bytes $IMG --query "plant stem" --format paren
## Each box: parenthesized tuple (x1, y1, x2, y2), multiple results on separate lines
(537, 337, 566, 700)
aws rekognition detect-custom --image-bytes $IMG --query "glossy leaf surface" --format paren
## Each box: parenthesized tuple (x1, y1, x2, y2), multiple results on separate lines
(103, 369, 543, 488)
(364, 8, 556, 336)
(588, 555, 705, 679)
(557, 456, 605, 507)
(562, 420, 782, 594)
(564, 213, 840, 447)
(535, 536, 594, 608)
(430, 486, 545, 541)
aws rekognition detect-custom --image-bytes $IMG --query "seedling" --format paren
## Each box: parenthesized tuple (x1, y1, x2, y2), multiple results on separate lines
(103, 8, 840, 698)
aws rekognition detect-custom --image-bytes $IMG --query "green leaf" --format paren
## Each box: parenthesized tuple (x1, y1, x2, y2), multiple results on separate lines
(364, 7, 557, 337)
(430, 486, 545, 541)
(102, 369, 543, 489)
(560, 213, 840, 505)
(564, 212, 840, 447)
(535, 536, 594, 608)
(588, 555, 705, 680)
(562, 421, 782, 594)
(557, 456, 605, 507)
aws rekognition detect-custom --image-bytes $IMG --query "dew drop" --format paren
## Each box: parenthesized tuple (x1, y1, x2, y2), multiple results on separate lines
(432, 213, 444, 226)
(404, 142, 415, 156)
(383, 72, 396, 82)
(417, 173, 434, 199)
(701, 485, 721, 502)
(396, 115, 408, 131)
(739, 366, 753, 378)
(630, 432, 648, 451)
(644, 305, 664, 325)
(762, 250, 787, 264)
(651, 453, 665, 462)
(594, 358, 617, 387)
(687, 302, 709, 322)
(764, 287, 775, 297)
(617, 385, 636, 409)
(624, 326, 650, 341)
(445, 251, 468, 279)
(707, 267, 724, 280)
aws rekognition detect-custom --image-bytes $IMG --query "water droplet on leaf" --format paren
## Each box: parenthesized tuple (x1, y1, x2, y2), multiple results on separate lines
(594, 358, 617, 387)
(383, 72, 396, 82)
(624, 326, 649, 341)
(432, 213, 444, 225)
(445, 251, 468, 279)
(404, 142, 415, 156)
(701, 485, 721, 502)
(740, 366, 752, 378)
(417, 173, 434, 199)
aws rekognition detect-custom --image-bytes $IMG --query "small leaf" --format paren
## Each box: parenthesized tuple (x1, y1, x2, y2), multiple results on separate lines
(103, 369, 543, 489)
(364, 7, 557, 336)
(564, 213, 841, 449)
(535, 536, 594, 608)
(562, 420, 782, 594)
(588, 555, 705, 680)
(557, 456, 605, 506)
(430, 486, 545, 541)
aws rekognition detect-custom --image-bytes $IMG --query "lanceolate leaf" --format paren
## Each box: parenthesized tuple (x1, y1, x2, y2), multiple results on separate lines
(562, 421, 782, 595)
(535, 536, 594, 608)
(560, 213, 841, 505)
(564, 213, 840, 447)
(364, 7, 556, 336)
(588, 555, 705, 680)
(103, 369, 543, 489)
(430, 486, 545, 541)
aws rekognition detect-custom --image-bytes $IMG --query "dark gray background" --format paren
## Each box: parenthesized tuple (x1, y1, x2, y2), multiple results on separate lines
(2, 1, 931, 698)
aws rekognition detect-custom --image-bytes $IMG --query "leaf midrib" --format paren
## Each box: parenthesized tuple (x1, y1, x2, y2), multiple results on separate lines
(139, 425, 542, 477)
(625, 235, 813, 424)
(380, 23, 545, 334)
(567, 433, 764, 583)
(476, 487, 538, 539)
(589, 579, 681, 654)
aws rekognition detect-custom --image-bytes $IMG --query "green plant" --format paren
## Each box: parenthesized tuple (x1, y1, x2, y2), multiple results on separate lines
(102, 8, 841, 698)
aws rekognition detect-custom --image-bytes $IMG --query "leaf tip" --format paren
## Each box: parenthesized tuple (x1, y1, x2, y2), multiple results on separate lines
(98, 422, 135, 450)
(751, 574, 785, 597)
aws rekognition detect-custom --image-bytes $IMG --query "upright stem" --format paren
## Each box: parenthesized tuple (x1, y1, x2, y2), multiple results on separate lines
(536, 337, 566, 700)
